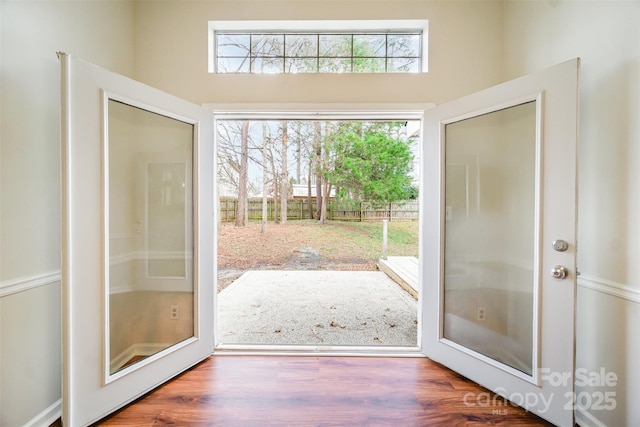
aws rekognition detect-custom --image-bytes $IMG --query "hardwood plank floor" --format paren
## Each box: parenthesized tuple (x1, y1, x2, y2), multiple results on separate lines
(95, 356, 552, 426)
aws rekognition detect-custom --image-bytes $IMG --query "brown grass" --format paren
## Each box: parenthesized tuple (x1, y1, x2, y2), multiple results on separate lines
(216, 220, 419, 291)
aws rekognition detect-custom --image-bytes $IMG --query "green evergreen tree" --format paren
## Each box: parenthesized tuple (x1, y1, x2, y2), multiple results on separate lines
(325, 122, 415, 203)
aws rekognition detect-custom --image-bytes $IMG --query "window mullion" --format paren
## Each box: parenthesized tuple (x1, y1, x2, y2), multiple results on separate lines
(350, 34, 354, 73)
(385, 33, 388, 73)
(249, 33, 253, 73)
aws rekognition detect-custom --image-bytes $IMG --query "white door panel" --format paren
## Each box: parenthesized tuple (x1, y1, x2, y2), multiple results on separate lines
(421, 59, 579, 427)
(60, 53, 216, 426)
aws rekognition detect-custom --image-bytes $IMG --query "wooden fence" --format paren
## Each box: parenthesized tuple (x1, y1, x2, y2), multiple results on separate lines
(219, 198, 418, 223)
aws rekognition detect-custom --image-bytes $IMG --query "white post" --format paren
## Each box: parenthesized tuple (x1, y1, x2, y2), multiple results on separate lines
(382, 219, 388, 260)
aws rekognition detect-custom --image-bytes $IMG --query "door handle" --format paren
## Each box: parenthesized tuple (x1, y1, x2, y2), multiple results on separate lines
(550, 265, 569, 280)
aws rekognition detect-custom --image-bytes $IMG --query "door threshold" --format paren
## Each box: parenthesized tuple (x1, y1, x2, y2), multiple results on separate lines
(213, 344, 424, 357)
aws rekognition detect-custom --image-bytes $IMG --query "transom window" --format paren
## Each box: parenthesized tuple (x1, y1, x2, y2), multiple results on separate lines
(214, 31, 423, 74)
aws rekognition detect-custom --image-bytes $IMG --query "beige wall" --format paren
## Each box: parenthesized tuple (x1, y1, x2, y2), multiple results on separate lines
(0, 1, 135, 425)
(132, 0, 504, 105)
(503, 1, 640, 426)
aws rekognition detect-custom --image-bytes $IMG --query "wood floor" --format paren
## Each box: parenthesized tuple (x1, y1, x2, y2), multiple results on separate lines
(94, 355, 552, 426)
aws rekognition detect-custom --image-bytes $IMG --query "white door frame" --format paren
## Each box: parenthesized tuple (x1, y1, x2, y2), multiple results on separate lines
(208, 105, 431, 355)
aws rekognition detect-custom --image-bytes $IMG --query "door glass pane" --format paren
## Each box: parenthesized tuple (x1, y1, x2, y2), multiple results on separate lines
(443, 101, 537, 376)
(108, 100, 194, 375)
(147, 162, 187, 278)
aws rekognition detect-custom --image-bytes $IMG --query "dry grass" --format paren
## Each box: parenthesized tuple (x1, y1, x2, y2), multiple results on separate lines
(216, 220, 418, 290)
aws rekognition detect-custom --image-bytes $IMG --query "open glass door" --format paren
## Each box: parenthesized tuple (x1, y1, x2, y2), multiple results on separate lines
(422, 59, 579, 427)
(60, 53, 216, 426)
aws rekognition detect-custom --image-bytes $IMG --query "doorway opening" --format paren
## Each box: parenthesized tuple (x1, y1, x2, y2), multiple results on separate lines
(214, 112, 422, 351)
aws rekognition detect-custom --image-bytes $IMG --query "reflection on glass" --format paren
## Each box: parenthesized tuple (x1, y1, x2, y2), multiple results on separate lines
(108, 100, 194, 375)
(443, 101, 537, 376)
(147, 162, 187, 278)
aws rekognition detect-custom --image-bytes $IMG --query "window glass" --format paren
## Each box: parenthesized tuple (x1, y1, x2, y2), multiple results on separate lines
(388, 34, 421, 58)
(218, 57, 250, 73)
(217, 33, 250, 57)
(215, 31, 422, 74)
(353, 57, 386, 73)
(318, 58, 351, 73)
(319, 34, 352, 57)
(388, 58, 420, 73)
(286, 58, 318, 73)
(353, 34, 386, 57)
(252, 34, 284, 57)
(286, 34, 318, 57)
(252, 57, 284, 73)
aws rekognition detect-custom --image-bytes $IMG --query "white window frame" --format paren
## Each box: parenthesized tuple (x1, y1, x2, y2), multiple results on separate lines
(208, 20, 429, 74)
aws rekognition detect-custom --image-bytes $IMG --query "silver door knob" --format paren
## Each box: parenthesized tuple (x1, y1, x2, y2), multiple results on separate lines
(550, 265, 569, 280)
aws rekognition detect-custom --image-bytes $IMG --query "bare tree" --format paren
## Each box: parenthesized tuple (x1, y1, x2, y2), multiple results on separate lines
(295, 121, 302, 184)
(216, 121, 242, 194)
(261, 122, 269, 233)
(314, 121, 323, 220)
(319, 127, 332, 224)
(320, 181, 332, 224)
(288, 121, 315, 219)
(267, 138, 280, 223)
(235, 121, 249, 227)
(307, 163, 314, 219)
(280, 121, 288, 224)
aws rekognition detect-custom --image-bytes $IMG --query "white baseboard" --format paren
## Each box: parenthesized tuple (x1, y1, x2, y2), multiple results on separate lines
(23, 398, 61, 427)
(110, 342, 173, 372)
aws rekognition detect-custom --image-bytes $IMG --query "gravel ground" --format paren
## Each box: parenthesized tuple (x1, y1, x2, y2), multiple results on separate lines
(217, 270, 418, 346)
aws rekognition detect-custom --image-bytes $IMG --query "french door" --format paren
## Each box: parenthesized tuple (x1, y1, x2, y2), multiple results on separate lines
(60, 53, 216, 426)
(421, 59, 579, 427)
(61, 52, 577, 426)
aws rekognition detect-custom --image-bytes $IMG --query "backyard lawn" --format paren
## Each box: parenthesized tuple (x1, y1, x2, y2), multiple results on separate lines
(217, 220, 419, 291)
